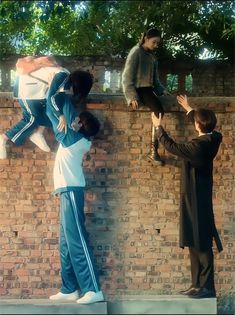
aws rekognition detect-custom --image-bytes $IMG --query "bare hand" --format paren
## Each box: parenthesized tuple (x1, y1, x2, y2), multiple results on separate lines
(177, 94, 192, 112)
(57, 115, 67, 133)
(151, 112, 162, 127)
(130, 100, 139, 110)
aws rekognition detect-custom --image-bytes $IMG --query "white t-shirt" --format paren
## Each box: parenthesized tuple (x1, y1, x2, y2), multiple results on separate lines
(18, 66, 70, 99)
(53, 137, 91, 193)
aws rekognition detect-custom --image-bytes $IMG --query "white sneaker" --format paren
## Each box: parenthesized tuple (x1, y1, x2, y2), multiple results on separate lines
(0, 134, 7, 159)
(49, 291, 79, 301)
(76, 291, 104, 304)
(29, 132, 50, 152)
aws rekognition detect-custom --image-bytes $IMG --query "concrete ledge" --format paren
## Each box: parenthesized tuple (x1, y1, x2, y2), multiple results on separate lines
(0, 296, 217, 314)
(0, 299, 107, 314)
(1, 92, 235, 113)
(107, 295, 217, 314)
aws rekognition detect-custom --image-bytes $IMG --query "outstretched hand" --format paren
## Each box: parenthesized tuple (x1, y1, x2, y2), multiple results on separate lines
(177, 94, 192, 112)
(151, 112, 162, 128)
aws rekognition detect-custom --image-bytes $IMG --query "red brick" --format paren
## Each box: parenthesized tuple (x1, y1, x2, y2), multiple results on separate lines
(0, 95, 234, 303)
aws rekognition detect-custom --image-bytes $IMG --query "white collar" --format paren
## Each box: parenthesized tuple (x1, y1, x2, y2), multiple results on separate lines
(199, 132, 212, 137)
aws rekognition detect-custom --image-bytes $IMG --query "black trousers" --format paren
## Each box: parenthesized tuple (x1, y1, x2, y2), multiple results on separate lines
(189, 247, 215, 292)
(136, 87, 164, 117)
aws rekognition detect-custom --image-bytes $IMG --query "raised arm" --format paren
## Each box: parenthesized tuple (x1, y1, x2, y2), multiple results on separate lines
(46, 71, 70, 116)
(177, 95, 193, 112)
(46, 70, 70, 133)
(151, 112, 202, 164)
(177, 94, 195, 124)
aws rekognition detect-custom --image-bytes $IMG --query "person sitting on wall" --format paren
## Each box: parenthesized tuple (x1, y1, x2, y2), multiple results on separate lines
(122, 27, 171, 166)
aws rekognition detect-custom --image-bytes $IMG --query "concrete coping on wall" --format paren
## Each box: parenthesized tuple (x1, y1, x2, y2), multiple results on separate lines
(0, 92, 235, 113)
(0, 296, 217, 314)
(86, 94, 235, 113)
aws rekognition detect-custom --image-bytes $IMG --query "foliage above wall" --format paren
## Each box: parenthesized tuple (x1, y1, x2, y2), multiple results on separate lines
(0, 0, 234, 61)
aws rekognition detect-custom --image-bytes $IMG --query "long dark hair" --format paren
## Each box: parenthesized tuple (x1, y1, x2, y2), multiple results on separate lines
(139, 28, 162, 46)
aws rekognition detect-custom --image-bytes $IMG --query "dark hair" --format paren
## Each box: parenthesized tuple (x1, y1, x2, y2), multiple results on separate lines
(194, 108, 217, 133)
(79, 111, 100, 137)
(139, 28, 162, 45)
(69, 70, 93, 97)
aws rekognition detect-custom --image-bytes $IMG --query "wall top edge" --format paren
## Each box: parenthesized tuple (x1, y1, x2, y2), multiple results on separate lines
(0, 92, 235, 113)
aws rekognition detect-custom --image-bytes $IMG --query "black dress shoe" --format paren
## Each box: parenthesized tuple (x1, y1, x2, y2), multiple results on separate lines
(191, 288, 216, 299)
(179, 286, 200, 296)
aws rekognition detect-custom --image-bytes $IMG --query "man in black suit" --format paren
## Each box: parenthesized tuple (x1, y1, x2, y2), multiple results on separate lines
(151, 95, 223, 299)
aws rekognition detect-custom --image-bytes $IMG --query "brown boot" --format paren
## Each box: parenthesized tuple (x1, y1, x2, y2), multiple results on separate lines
(146, 142, 165, 166)
(146, 125, 164, 166)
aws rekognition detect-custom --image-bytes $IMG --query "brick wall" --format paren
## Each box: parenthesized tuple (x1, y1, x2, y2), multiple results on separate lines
(0, 93, 234, 313)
